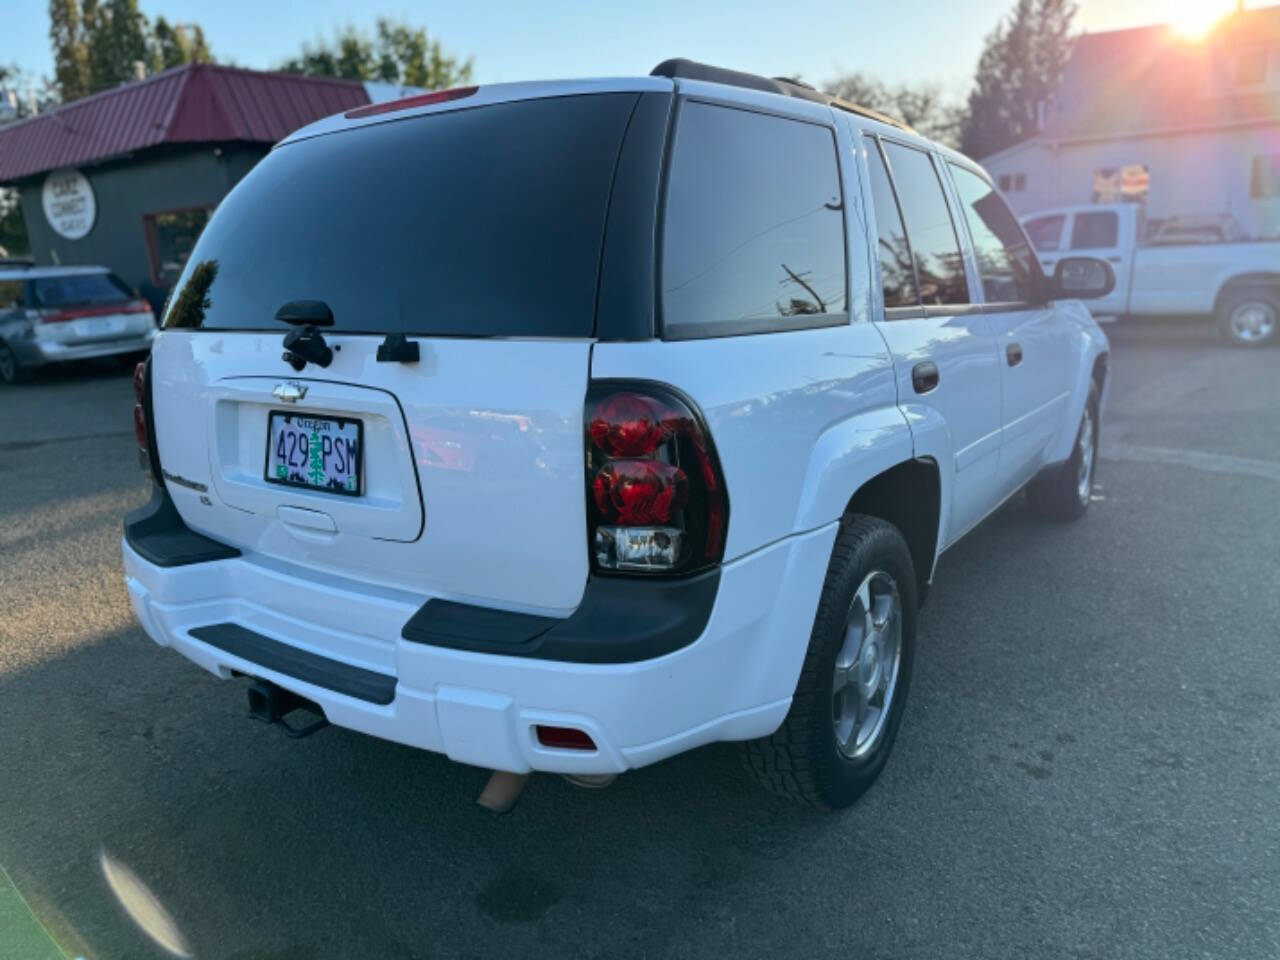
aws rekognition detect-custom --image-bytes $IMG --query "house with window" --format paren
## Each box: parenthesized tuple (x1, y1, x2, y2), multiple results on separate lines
(982, 5, 1280, 238)
(0, 64, 380, 311)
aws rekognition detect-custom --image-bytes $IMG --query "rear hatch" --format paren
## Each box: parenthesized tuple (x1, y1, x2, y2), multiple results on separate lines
(150, 90, 646, 614)
(30, 272, 154, 344)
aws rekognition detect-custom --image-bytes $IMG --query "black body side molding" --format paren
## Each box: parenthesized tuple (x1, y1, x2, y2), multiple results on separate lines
(124, 486, 240, 568)
(189, 623, 397, 705)
(401, 567, 721, 664)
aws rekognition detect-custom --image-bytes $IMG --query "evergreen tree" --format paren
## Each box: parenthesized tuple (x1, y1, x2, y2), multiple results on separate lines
(48, 0, 90, 101)
(85, 0, 151, 91)
(282, 19, 473, 89)
(152, 17, 212, 72)
(960, 0, 1077, 159)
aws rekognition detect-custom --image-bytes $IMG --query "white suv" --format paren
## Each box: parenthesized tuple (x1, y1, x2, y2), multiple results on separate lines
(122, 60, 1113, 809)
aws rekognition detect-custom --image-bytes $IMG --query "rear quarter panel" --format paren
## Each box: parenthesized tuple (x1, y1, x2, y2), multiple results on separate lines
(591, 323, 905, 561)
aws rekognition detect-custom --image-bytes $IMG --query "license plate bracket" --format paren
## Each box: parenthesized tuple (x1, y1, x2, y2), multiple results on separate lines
(264, 410, 362, 496)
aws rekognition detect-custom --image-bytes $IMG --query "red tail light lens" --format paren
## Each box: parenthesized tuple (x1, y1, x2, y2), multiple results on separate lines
(133, 360, 149, 453)
(133, 402, 148, 452)
(585, 382, 728, 575)
(344, 85, 479, 120)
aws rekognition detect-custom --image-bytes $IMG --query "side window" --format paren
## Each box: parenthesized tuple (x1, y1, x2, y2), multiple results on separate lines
(1071, 211, 1119, 249)
(1024, 215, 1066, 251)
(661, 101, 847, 338)
(0, 279, 23, 308)
(880, 141, 969, 306)
(949, 164, 1040, 304)
(863, 139, 917, 308)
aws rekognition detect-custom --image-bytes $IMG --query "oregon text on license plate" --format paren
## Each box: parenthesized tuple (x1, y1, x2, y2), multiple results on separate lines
(265, 412, 361, 495)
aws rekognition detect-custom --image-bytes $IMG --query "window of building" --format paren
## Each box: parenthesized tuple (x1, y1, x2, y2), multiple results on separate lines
(998, 174, 1012, 192)
(949, 164, 1039, 304)
(661, 101, 847, 338)
(1251, 154, 1280, 198)
(1024, 214, 1066, 251)
(864, 139, 917, 308)
(996, 173, 1026, 193)
(880, 141, 969, 306)
(1013, 173, 1026, 191)
(1092, 164, 1149, 204)
(144, 208, 212, 287)
(1070, 211, 1120, 249)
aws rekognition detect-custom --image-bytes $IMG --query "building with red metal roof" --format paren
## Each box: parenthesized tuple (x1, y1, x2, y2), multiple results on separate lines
(0, 63, 372, 308)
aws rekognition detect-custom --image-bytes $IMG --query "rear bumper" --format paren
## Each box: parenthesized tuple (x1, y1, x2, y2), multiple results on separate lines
(122, 521, 836, 775)
(13, 328, 156, 366)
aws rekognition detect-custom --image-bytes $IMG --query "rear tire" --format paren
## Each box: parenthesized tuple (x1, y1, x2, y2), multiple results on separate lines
(1217, 290, 1278, 347)
(741, 515, 917, 810)
(1027, 381, 1099, 522)
(0, 340, 27, 385)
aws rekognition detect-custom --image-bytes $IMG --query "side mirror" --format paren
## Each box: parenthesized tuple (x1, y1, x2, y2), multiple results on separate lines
(1050, 256, 1115, 300)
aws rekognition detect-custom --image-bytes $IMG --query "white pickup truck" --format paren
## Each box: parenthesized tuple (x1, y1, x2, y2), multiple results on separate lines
(1022, 204, 1280, 346)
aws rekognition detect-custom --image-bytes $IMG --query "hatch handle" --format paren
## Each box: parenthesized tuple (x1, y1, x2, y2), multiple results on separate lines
(376, 332, 420, 364)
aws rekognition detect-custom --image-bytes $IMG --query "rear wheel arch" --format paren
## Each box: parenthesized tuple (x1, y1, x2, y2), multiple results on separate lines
(841, 458, 941, 599)
(1213, 273, 1280, 313)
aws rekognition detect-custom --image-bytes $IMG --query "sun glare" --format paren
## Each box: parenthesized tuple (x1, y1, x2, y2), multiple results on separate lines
(1168, 0, 1238, 41)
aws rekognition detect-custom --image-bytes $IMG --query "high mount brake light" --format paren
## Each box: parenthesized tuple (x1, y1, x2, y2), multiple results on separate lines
(585, 382, 728, 576)
(344, 85, 479, 120)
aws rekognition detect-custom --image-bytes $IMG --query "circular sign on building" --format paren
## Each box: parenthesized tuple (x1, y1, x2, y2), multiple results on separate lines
(41, 168, 97, 240)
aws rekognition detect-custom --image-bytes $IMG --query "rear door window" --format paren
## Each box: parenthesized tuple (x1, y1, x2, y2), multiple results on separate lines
(30, 273, 133, 307)
(864, 139, 917, 308)
(879, 141, 969, 306)
(164, 94, 638, 337)
(1070, 211, 1119, 249)
(948, 164, 1041, 304)
(1024, 215, 1066, 251)
(661, 101, 847, 338)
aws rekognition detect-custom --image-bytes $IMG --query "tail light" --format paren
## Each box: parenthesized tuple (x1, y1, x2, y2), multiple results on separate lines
(585, 382, 728, 575)
(40, 300, 152, 323)
(134, 358, 163, 485)
(133, 361, 148, 452)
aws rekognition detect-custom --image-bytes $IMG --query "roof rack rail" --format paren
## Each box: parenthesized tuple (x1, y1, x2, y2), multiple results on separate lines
(0, 256, 35, 268)
(649, 58, 914, 134)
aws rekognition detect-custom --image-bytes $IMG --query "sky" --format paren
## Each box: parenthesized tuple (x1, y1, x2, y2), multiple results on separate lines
(0, 0, 1264, 98)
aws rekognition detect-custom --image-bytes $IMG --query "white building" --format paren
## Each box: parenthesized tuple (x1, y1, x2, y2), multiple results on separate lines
(982, 6, 1280, 238)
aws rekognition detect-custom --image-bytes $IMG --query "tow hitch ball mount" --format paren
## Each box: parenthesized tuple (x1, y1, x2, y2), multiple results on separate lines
(246, 679, 329, 739)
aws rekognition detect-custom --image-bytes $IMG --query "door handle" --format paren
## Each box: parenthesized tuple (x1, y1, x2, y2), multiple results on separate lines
(1107, 255, 1122, 263)
(1006, 342, 1023, 367)
(911, 361, 939, 394)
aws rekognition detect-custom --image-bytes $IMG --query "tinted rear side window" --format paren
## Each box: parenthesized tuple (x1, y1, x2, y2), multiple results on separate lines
(880, 142, 969, 306)
(661, 101, 846, 339)
(863, 139, 917, 308)
(164, 94, 638, 337)
(30, 273, 132, 307)
(1071, 211, 1119, 249)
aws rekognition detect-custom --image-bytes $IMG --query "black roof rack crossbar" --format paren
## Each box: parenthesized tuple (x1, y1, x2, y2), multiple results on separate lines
(650, 58, 913, 133)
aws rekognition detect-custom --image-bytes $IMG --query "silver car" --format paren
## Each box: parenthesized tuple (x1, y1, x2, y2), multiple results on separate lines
(0, 264, 157, 384)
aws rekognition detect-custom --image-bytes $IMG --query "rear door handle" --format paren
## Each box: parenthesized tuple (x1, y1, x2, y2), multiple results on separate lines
(1006, 342, 1023, 367)
(1107, 255, 1122, 263)
(911, 361, 939, 394)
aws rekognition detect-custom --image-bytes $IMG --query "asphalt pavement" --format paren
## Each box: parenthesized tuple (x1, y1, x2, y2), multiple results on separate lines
(0, 319, 1277, 960)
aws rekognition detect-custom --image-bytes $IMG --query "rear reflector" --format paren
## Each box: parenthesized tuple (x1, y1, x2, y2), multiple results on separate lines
(344, 85, 479, 120)
(133, 403, 148, 452)
(535, 725, 597, 751)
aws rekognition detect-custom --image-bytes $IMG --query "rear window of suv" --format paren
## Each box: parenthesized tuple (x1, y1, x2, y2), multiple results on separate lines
(163, 94, 638, 337)
(30, 273, 133, 307)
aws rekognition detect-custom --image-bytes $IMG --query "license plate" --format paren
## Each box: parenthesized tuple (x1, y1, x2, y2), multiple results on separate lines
(264, 411, 362, 496)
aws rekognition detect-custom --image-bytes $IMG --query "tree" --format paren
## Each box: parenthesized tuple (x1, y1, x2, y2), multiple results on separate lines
(85, 0, 150, 91)
(282, 18, 473, 89)
(48, 0, 215, 102)
(959, 0, 1077, 159)
(825, 72, 965, 147)
(152, 17, 211, 72)
(48, 0, 90, 101)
